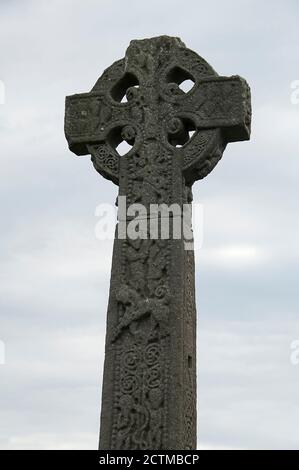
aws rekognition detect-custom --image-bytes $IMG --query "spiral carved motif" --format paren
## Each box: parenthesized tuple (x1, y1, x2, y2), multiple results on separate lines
(144, 344, 160, 367)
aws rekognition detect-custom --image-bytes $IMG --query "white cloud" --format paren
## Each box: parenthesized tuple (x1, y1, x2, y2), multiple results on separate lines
(197, 244, 265, 269)
(0, 433, 96, 450)
(198, 319, 299, 449)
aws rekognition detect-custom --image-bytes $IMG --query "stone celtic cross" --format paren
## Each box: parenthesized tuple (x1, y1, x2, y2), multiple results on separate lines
(64, 36, 251, 450)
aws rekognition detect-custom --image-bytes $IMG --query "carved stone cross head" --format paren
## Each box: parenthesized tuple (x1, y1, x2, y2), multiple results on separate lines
(64, 36, 251, 451)
(65, 36, 251, 190)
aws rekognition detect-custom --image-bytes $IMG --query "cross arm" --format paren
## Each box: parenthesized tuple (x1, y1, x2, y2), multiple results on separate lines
(167, 75, 252, 184)
(64, 91, 136, 186)
(176, 75, 251, 143)
(65, 92, 122, 185)
(64, 92, 104, 155)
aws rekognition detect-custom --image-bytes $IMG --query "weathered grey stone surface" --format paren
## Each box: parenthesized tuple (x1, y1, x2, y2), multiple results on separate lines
(64, 36, 251, 450)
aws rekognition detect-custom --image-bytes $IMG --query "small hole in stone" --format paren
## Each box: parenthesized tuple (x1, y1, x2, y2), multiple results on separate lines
(179, 79, 194, 93)
(188, 355, 192, 368)
(121, 85, 139, 103)
(167, 117, 196, 147)
(108, 126, 135, 156)
(116, 140, 133, 156)
(166, 66, 195, 94)
(111, 72, 139, 103)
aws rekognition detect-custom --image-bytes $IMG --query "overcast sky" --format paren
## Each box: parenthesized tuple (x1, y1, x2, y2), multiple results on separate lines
(1, 0, 299, 450)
